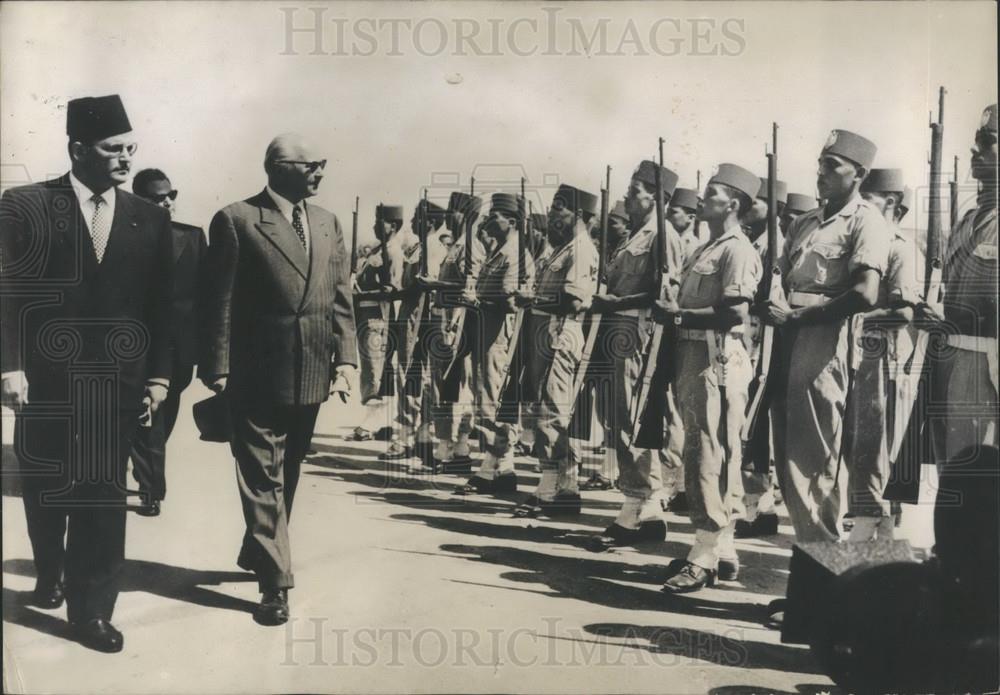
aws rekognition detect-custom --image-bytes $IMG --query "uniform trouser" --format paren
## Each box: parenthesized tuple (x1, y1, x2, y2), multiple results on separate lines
(932, 345, 999, 465)
(434, 307, 477, 443)
(662, 391, 685, 493)
(396, 307, 437, 443)
(477, 311, 521, 458)
(772, 320, 852, 543)
(357, 304, 391, 404)
(17, 406, 136, 623)
(741, 316, 772, 515)
(231, 397, 320, 591)
(674, 337, 749, 535)
(129, 362, 193, 501)
(534, 316, 586, 492)
(845, 335, 893, 517)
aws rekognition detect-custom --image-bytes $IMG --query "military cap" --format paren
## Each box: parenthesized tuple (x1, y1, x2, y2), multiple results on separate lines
(420, 199, 447, 217)
(708, 163, 760, 200)
(631, 160, 679, 199)
(978, 103, 998, 134)
(489, 192, 523, 218)
(860, 168, 906, 195)
(786, 192, 818, 214)
(899, 186, 913, 215)
(609, 200, 628, 221)
(756, 178, 788, 205)
(671, 187, 700, 212)
(448, 191, 482, 217)
(379, 204, 404, 221)
(530, 212, 548, 230)
(66, 94, 133, 144)
(821, 129, 877, 170)
(552, 184, 599, 216)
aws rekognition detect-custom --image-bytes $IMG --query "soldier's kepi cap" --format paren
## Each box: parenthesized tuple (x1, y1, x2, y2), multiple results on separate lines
(379, 204, 404, 221)
(670, 188, 700, 212)
(756, 178, 788, 205)
(821, 129, 877, 170)
(552, 184, 600, 216)
(489, 192, 523, 218)
(978, 103, 998, 134)
(67, 94, 133, 144)
(708, 163, 760, 200)
(609, 200, 628, 221)
(448, 191, 482, 217)
(785, 193, 818, 214)
(631, 160, 679, 199)
(860, 168, 905, 195)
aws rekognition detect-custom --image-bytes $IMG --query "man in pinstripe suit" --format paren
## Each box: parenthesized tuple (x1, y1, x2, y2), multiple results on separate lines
(199, 133, 358, 626)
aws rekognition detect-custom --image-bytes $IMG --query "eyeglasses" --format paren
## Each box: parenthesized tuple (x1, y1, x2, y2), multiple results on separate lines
(148, 190, 178, 203)
(276, 159, 327, 172)
(91, 142, 139, 157)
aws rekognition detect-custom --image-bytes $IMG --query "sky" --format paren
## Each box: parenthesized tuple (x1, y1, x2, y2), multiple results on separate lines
(1, 1, 996, 246)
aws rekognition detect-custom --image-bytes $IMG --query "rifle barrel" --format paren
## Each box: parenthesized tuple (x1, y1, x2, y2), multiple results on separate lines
(926, 86, 945, 292)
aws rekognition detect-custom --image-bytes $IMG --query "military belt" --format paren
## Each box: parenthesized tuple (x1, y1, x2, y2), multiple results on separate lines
(677, 327, 744, 341)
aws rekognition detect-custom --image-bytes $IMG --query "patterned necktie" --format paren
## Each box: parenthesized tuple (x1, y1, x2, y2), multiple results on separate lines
(292, 204, 307, 250)
(90, 193, 110, 263)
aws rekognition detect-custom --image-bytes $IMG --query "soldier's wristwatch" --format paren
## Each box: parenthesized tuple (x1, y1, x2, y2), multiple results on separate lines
(673, 313, 682, 326)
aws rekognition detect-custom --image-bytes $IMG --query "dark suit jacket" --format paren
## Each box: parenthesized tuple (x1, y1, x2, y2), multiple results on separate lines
(170, 221, 207, 366)
(0, 174, 174, 410)
(199, 189, 358, 406)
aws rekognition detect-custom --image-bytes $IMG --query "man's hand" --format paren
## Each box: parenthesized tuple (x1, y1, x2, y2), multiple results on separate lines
(204, 375, 228, 394)
(651, 298, 680, 324)
(761, 298, 797, 327)
(513, 289, 536, 308)
(330, 365, 354, 403)
(140, 381, 169, 426)
(1, 370, 28, 411)
(590, 293, 616, 313)
(914, 301, 946, 330)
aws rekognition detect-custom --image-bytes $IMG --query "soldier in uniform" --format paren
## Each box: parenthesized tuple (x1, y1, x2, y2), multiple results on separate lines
(455, 193, 533, 495)
(667, 187, 704, 263)
(783, 193, 818, 235)
(845, 167, 921, 541)
(923, 104, 997, 470)
(584, 162, 682, 548)
(430, 192, 484, 469)
(512, 185, 599, 518)
(352, 205, 405, 441)
(761, 129, 891, 546)
(654, 163, 762, 592)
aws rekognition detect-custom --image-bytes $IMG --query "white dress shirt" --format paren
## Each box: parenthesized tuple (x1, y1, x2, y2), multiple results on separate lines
(266, 185, 310, 256)
(69, 171, 116, 239)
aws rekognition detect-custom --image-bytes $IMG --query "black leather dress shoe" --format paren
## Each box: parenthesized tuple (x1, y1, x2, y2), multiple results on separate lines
(136, 499, 161, 517)
(734, 513, 779, 538)
(255, 590, 289, 626)
(513, 442, 533, 457)
(73, 619, 123, 653)
(661, 562, 716, 594)
(718, 557, 740, 581)
(539, 492, 582, 517)
(666, 491, 689, 513)
(765, 597, 786, 629)
(31, 579, 64, 609)
(585, 520, 667, 552)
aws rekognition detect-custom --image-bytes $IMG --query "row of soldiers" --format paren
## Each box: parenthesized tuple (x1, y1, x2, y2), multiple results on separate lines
(349, 102, 998, 606)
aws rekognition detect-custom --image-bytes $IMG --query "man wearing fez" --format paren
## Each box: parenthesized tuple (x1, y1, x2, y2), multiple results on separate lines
(782, 192, 818, 235)
(584, 161, 681, 550)
(667, 187, 704, 264)
(352, 204, 405, 441)
(199, 133, 357, 625)
(128, 168, 207, 517)
(653, 163, 762, 592)
(841, 168, 920, 541)
(0, 95, 173, 652)
(760, 130, 890, 547)
(510, 185, 599, 518)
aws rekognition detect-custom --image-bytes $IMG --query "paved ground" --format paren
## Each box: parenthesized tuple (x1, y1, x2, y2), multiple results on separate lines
(2, 387, 937, 694)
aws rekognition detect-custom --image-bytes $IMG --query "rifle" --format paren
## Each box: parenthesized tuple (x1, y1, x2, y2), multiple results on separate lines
(494, 179, 530, 415)
(741, 123, 783, 459)
(441, 177, 477, 380)
(885, 86, 946, 502)
(350, 195, 359, 276)
(377, 203, 392, 288)
(630, 138, 675, 449)
(949, 155, 959, 231)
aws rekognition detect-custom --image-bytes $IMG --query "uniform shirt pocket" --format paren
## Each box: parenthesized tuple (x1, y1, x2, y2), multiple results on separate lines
(807, 242, 849, 288)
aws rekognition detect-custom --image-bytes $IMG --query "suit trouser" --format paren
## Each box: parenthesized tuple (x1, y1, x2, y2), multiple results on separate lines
(534, 316, 585, 489)
(130, 362, 193, 501)
(231, 397, 319, 591)
(17, 406, 135, 622)
(772, 320, 851, 543)
(844, 335, 892, 517)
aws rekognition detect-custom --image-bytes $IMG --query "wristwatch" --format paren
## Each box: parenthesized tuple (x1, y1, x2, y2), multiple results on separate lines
(673, 313, 683, 326)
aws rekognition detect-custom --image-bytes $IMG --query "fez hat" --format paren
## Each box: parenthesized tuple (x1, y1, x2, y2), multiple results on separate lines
(821, 129, 877, 170)
(66, 94, 133, 144)
(708, 163, 760, 200)
(860, 168, 906, 195)
(530, 212, 548, 230)
(193, 394, 232, 443)
(631, 160, 679, 199)
(756, 178, 789, 205)
(978, 104, 998, 134)
(671, 187, 700, 212)
(785, 192, 818, 214)
(448, 191, 482, 217)
(379, 204, 404, 222)
(552, 184, 599, 216)
(419, 199, 446, 218)
(489, 192, 522, 218)
(609, 200, 628, 221)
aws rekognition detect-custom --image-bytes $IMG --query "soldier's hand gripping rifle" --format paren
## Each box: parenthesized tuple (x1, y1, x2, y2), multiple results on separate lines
(630, 138, 676, 449)
(886, 86, 946, 502)
(742, 123, 784, 454)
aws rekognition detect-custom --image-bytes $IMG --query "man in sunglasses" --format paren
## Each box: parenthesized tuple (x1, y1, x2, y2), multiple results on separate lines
(199, 132, 357, 627)
(127, 169, 206, 517)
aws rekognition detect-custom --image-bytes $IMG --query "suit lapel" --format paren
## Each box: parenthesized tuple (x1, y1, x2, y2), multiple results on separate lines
(101, 189, 139, 271)
(172, 224, 190, 263)
(253, 192, 309, 280)
(301, 203, 331, 308)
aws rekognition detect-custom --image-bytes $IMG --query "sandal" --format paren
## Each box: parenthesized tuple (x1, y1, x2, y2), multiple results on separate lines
(580, 473, 614, 491)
